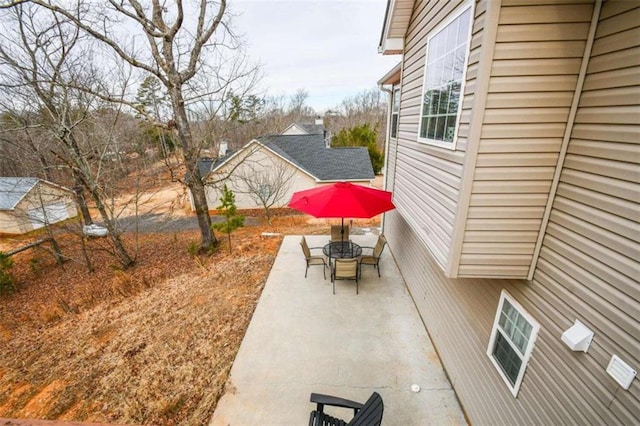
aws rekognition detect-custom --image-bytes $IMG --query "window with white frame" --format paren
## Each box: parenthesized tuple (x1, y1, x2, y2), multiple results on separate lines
(418, 5, 472, 146)
(487, 290, 540, 397)
(391, 88, 400, 139)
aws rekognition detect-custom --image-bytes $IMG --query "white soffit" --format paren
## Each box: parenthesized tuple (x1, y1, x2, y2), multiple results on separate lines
(379, 0, 414, 54)
(378, 62, 402, 85)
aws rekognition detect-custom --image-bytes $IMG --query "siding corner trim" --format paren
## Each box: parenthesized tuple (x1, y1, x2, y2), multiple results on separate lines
(447, 0, 502, 278)
(526, 0, 603, 281)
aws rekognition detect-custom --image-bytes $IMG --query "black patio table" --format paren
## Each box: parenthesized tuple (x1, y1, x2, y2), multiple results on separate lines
(323, 241, 363, 261)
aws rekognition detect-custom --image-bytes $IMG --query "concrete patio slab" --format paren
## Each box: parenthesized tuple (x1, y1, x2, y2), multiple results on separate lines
(211, 235, 466, 425)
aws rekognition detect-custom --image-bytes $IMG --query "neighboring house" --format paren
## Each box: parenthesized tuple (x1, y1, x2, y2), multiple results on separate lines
(281, 117, 329, 138)
(198, 133, 375, 210)
(0, 177, 78, 235)
(378, 0, 638, 424)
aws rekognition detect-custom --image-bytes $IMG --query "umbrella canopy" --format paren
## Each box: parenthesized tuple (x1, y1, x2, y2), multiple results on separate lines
(288, 182, 395, 219)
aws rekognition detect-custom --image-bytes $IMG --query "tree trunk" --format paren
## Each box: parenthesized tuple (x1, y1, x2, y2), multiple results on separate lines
(92, 192, 135, 268)
(73, 177, 93, 225)
(47, 235, 65, 266)
(189, 173, 217, 251)
(80, 234, 94, 273)
(170, 86, 217, 252)
(65, 133, 134, 268)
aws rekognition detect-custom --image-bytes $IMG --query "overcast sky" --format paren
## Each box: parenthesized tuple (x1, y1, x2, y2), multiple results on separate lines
(230, 0, 400, 113)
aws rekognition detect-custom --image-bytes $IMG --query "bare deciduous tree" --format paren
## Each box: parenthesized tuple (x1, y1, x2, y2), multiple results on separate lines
(0, 3, 136, 267)
(7, 0, 260, 253)
(232, 150, 296, 224)
(288, 88, 315, 122)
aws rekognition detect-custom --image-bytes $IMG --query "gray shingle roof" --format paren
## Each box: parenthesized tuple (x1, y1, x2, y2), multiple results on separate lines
(299, 123, 326, 135)
(0, 177, 39, 210)
(198, 158, 215, 177)
(257, 134, 375, 181)
(188, 153, 236, 182)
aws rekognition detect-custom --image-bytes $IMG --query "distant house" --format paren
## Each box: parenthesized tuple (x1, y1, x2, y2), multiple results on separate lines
(378, 0, 638, 424)
(0, 177, 78, 235)
(281, 117, 329, 138)
(197, 132, 375, 210)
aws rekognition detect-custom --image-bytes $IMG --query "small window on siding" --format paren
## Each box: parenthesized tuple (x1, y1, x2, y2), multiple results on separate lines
(487, 290, 540, 397)
(391, 88, 400, 139)
(418, 4, 472, 148)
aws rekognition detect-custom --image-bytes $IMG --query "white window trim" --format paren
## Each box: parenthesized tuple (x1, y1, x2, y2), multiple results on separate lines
(391, 88, 400, 139)
(417, 2, 474, 150)
(487, 290, 540, 397)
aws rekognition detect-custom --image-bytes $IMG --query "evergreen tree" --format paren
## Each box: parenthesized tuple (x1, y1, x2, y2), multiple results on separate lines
(134, 76, 170, 119)
(227, 92, 266, 124)
(332, 123, 385, 174)
(135, 76, 175, 158)
(211, 185, 245, 254)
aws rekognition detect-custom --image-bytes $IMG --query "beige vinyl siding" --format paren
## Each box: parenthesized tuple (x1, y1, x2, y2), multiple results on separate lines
(387, 212, 637, 424)
(458, 1, 595, 278)
(532, 0, 640, 419)
(388, 0, 473, 268)
(384, 210, 610, 424)
(385, 0, 639, 424)
(385, 140, 398, 192)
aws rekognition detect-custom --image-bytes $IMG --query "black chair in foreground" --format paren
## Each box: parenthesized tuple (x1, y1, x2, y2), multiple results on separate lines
(301, 236, 327, 279)
(309, 392, 383, 426)
(359, 235, 387, 278)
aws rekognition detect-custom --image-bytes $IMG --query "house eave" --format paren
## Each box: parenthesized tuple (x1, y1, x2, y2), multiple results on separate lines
(0, 177, 73, 211)
(377, 62, 402, 86)
(208, 139, 260, 176)
(316, 178, 375, 184)
(378, 37, 405, 55)
(208, 139, 320, 183)
(281, 123, 309, 135)
(378, 0, 415, 55)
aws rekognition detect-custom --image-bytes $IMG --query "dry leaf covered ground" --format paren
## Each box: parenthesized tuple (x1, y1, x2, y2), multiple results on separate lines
(0, 216, 371, 424)
(0, 169, 383, 425)
(0, 226, 283, 425)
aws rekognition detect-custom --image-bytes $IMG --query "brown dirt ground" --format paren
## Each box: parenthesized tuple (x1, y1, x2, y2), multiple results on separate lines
(0, 173, 382, 425)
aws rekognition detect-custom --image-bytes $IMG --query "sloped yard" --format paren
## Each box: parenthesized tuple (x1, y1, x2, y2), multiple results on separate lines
(0, 212, 338, 424)
(0, 160, 384, 425)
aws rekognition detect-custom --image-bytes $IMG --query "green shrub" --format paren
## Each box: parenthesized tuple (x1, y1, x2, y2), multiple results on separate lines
(0, 252, 15, 296)
(331, 123, 384, 174)
(187, 240, 199, 257)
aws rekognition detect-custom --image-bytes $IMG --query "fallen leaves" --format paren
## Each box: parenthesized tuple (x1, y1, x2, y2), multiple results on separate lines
(0, 212, 378, 424)
(0, 226, 282, 424)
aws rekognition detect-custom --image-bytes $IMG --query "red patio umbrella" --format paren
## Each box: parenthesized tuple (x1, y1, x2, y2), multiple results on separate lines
(288, 182, 395, 241)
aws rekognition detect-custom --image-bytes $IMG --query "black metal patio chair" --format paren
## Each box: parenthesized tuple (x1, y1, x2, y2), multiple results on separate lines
(309, 392, 383, 426)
